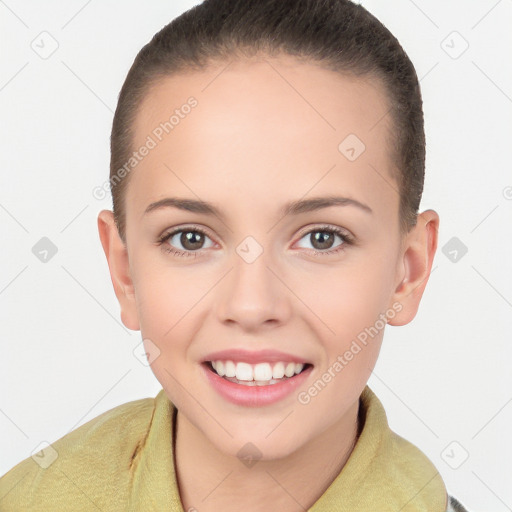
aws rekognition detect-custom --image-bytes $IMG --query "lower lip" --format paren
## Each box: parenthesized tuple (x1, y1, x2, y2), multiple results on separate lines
(201, 363, 313, 407)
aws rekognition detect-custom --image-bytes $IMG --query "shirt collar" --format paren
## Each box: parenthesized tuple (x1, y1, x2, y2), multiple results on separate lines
(128, 385, 447, 511)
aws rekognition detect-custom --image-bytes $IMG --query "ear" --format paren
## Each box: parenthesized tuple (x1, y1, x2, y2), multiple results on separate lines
(387, 209, 439, 326)
(97, 210, 140, 331)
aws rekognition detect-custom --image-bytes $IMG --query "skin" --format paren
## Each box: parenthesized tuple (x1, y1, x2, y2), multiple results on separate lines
(98, 54, 439, 512)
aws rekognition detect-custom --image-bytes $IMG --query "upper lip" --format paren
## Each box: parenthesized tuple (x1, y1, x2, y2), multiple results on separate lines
(202, 348, 311, 365)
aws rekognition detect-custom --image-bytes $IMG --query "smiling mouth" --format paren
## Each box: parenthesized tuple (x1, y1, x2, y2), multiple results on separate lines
(203, 360, 313, 386)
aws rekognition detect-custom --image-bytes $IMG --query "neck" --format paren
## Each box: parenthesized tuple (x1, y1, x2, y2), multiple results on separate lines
(174, 400, 361, 512)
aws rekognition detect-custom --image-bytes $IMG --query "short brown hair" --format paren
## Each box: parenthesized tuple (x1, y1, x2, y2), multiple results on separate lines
(110, 0, 425, 243)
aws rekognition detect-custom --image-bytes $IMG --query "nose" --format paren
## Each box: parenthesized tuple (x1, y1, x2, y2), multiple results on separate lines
(215, 246, 292, 332)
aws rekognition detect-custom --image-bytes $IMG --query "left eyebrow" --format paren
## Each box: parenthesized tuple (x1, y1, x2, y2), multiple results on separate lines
(280, 196, 373, 216)
(142, 195, 373, 220)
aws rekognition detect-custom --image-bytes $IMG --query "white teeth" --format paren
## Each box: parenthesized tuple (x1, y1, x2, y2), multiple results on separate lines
(235, 362, 253, 381)
(272, 362, 285, 379)
(253, 363, 272, 381)
(215, 361, 225, 377)
(209, 360, 308, 383)
(284, 362, 296, 377)
(224, 360, 236, 378)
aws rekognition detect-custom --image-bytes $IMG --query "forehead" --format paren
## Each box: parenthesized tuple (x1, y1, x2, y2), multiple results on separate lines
(127, 54, 398, 225)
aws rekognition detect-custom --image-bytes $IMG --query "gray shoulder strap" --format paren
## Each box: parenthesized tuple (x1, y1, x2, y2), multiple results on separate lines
(446, 495, 470, 512)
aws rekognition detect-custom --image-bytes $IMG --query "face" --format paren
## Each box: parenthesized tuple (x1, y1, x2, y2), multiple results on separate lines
(99, 54, 438, 460)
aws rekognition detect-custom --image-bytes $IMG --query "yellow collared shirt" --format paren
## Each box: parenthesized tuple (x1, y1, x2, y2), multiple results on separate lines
(0, 386, 451, 511)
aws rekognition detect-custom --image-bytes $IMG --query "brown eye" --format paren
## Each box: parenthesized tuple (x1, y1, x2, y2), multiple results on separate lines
(295, 226, 352, 255)
(159, 226, 215, 255)
(179, 230, 206, 250)
(309, 231, 336, 250)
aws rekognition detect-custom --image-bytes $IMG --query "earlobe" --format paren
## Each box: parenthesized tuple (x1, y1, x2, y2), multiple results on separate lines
(97, 210, 140, 331)
(387, 210, 439, 326)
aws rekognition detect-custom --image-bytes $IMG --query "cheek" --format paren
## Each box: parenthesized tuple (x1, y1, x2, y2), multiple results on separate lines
(131, 244, 203, 320)
(130, 255, 201, 349)
(291, 261, 391, 420)
(294, 255, 393, 340)
(287, 249, 396, 396)
(133, 265, 204, 405)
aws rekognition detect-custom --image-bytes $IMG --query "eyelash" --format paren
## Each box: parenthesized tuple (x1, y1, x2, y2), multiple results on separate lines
(156, 224, 354, 258)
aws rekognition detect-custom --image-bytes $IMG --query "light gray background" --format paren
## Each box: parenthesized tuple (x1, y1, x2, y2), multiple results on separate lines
(1, 1, 511, 510)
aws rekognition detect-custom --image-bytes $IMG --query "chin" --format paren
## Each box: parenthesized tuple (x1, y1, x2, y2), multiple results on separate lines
(211, 427, 307, 463)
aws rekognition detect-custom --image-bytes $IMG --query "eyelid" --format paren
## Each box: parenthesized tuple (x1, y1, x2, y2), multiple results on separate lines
(295, 223, 352, 240)
(159, 223, 216, 241)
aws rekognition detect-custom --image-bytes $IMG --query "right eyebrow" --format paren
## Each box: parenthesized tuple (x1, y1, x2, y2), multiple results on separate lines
(143, 197, 224, 218)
